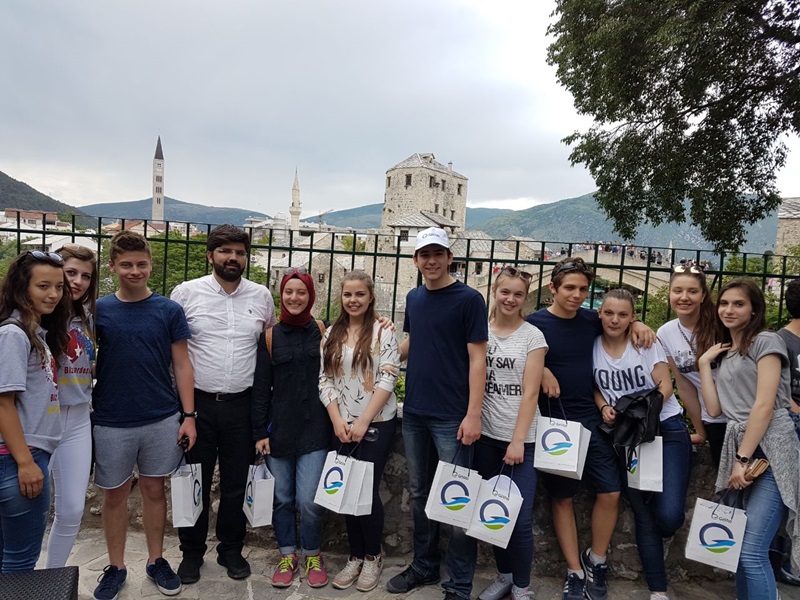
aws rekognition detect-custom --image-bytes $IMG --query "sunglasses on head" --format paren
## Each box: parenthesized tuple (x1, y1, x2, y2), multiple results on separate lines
(552, 260, 590, 277)
(672, 264, 704, 275)
(500, 266, 533, 282)
(283, 267, 309, 276)
(27, 251, 64, 265)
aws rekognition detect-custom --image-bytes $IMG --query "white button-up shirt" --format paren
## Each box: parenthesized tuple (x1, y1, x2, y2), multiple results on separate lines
(171, 274, 276, 394)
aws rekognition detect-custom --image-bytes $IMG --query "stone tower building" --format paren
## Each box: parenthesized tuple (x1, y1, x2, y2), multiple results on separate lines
(381, 153, 468, 231)
(290, 169, 302, 231)
(776, 197, 800, 256)
(152, 136, 165, 222)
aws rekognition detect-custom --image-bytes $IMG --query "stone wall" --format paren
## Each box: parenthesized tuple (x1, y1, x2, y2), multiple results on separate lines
(82, 427, 729, 583)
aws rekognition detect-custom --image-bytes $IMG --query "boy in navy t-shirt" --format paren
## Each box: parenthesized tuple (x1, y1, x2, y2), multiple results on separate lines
(91, 231, 196, 600)
(386, 227, 487, 600)
(526, 256, 654, 600)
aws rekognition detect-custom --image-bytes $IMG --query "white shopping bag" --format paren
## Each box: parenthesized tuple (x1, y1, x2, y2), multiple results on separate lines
(340, 460, 374, 516)
(685, 497, 747, 573)
(626, 437, 663, 492)
(243, 462, 274, 527)
(533, 415, 590, 480)
(314, 450, 359, 513)
(424, 460, 483, 528)
(171, 463, 203, 528)
(465, 475, 523, 549)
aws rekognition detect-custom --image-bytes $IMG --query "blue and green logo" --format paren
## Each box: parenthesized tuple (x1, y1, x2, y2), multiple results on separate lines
(542, 428, 572, 456)
(699, 523, 736, 554)
(440, 481, 471, 511)
(323, 467, 344, 495)
(627, 449, 639, 474)
(479, 499, 510, 530)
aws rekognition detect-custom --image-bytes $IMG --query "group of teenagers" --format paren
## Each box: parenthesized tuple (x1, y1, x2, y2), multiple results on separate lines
(1, 224, 799, 600)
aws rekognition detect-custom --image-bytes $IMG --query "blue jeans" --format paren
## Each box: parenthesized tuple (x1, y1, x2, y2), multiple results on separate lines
(622, 415, 691, 592)
(0, 448, 51, 572)
(473, 437, 537, 588)
(737, 467, 786, 600)
(402, 412, 477, 600)
(267, 449, 327, 556)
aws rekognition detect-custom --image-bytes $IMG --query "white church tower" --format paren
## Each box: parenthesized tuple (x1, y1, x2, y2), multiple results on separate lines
(152, 136, 165, 222)
(289, 169, 301, 231)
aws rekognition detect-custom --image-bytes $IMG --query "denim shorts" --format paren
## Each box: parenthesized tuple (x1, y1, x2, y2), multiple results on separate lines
(93, 413, 183, 489)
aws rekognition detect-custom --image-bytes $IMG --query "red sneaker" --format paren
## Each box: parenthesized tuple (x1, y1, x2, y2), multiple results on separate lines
(271, 554, 298, 588)
(304, 554, 329, 588)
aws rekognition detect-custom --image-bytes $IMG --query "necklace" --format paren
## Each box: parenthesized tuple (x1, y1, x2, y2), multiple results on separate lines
(677, 321, 697, 355)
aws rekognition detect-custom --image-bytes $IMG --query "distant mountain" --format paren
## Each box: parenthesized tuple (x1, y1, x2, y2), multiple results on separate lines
(322, 204, 512, 230)
(79, 197, 267, 226)
(478, 193, 778, 254)
(0, 171, 94, 227)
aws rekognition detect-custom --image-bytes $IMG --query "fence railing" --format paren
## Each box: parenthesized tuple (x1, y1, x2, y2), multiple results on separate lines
(1, 214, 798, 328)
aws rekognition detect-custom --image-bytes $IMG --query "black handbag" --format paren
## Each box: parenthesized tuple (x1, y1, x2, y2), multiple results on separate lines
(599, 385, 663, 449)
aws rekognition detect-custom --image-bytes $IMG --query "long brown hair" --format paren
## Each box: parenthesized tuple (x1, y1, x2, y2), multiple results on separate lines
(58, 244, 98, 327)
(715, 278, 766, 356)
(669, 267, 716, 358)
(0, 252, 71, 361)
(322, 271, 379, 390)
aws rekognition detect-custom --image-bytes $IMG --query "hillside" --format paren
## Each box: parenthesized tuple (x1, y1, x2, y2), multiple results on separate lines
(322, 204, 512, 230)
(478, 194, 778, 253)
(0, 171, 94, 227)
(79, 197, 267, 226)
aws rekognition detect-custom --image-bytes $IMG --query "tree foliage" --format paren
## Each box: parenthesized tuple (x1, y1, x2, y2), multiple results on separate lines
(547, 0, 800, 251)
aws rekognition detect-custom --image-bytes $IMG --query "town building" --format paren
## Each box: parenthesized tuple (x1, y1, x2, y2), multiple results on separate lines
(152, 136, 165, 222)
(777, 197, 800, 256)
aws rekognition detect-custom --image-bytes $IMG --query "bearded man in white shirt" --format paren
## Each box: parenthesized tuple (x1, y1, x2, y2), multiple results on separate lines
(170, 224, 276, 584)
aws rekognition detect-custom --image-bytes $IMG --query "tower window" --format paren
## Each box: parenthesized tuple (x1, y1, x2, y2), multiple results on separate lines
(156, 175, 163, 183)
(441, 179, 447, 192)
(318, 273, 325, 283)
(386, 176, 391, 188)
(475, 262, 483, 275)
(429, 176, 435, 188)
(155, 186, 162, 193)
(457, 183, 463, 195)
(434, 203, 440, 214)
(450, 209, 455, 220)
(400, 229, 409, 242)
(405, 174, 412, 187)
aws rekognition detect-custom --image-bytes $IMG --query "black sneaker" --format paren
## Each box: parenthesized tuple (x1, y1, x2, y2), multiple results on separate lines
(94, 565, 127, 600)
(177, 555, 204, 584)
(146, 557, 182, 596)
(217, 552, 251, 580)
(580, 550, 609, 600)
(386, 566, 439, 593)
(444, 592, 468, 600)
(562, 573, 584, 600)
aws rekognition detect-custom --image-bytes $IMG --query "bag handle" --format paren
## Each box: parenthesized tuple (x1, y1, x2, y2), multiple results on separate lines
(546, 396, 569, 426)
(490, 462, 515, 498)
(448, 442, 474, 476)
(711, 487, 741, 522)
(334, 442, 362, 465)
(171, 452, 196, 477)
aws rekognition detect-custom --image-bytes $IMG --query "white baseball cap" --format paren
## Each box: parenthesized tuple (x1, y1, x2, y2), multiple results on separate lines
(414, 227, 450, 252)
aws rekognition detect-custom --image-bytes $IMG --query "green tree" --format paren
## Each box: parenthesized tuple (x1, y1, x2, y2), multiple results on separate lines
(341, 234, 366, 253)
(547, 1, 800, 251)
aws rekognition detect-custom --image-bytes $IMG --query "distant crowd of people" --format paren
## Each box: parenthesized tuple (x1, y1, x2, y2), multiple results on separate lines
(1, 225, 799, 600)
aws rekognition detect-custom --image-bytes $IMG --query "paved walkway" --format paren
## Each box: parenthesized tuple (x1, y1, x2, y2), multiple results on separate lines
(40, 529, 800, 600)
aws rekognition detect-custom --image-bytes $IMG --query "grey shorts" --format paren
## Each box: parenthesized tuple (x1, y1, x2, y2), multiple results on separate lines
(93, 413, 183, 489)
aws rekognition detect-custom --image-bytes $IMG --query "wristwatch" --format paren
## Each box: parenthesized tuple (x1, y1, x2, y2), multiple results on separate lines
(182, 411, 198, 419)
(735, 453, 750, 464)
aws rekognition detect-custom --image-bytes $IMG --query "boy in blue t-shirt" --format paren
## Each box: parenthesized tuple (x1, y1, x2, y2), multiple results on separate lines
(526, 256, 654, 600)
(386, 227, 488, 600)
(91, 231, 196, 600)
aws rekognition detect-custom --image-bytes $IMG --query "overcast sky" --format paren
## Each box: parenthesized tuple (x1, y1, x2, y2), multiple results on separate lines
(2, 1, 798, 220)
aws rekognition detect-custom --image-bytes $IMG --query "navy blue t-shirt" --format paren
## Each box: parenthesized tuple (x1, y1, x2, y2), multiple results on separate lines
(526, 307, 602, 423)
(92, 292, 191, 427)
(403, 280, 488, 419)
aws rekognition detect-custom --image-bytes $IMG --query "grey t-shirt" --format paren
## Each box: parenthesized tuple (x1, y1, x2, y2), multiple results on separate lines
(717, 331, 792, 422)
(777, 328, 800, 406)
(0, 318, 61, 454)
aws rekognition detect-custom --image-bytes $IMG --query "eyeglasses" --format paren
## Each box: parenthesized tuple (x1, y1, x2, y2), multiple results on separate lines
(500, 266, 533, 282)
(283, 267, 308, 276)
(27, 251, 64, 265)
(552, 260, 590, 278)
(672, 264, 705, 275)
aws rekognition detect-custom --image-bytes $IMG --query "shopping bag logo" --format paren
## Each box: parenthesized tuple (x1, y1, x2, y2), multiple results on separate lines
(440, 480, 472, 511)
(245, 481, 254, 509)
(541, 428, 572, 456)
(478, 499, 511, 530)
(699, 523, 737, 554)
(627, 448, 639, 474)
(323, 466, 345, 495)
(193, 479, 201, 507)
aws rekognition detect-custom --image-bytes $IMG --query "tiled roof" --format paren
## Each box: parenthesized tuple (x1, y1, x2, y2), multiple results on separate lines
(387, 153, 467, 179)
(451, 231, 513, 255)
(779, 197, 800, 219)
(386, 213, 439, 228)
(419, 210, 458, 227)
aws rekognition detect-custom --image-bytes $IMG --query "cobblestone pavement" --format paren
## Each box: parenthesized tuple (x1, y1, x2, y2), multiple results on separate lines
(38, 529, 800, 600)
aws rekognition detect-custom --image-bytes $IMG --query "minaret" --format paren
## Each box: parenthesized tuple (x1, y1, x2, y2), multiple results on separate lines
(289, 169, 301, 231)
(152, 136, 165, 222)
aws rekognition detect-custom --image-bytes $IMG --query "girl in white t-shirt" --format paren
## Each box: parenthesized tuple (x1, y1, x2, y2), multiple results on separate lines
(593, 289, 691, 600)
(474, 267, 547, 600)
(656, 265, 726, 465)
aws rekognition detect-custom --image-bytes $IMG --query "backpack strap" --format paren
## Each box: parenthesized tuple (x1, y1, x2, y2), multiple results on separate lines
(265, 320, 326, 356)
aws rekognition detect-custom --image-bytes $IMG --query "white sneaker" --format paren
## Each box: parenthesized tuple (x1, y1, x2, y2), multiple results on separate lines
(332, 557, 363, 590)
(479, 573, 513, 600)
(356, 554, 382, 592)
(511, 585, 534, 600)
